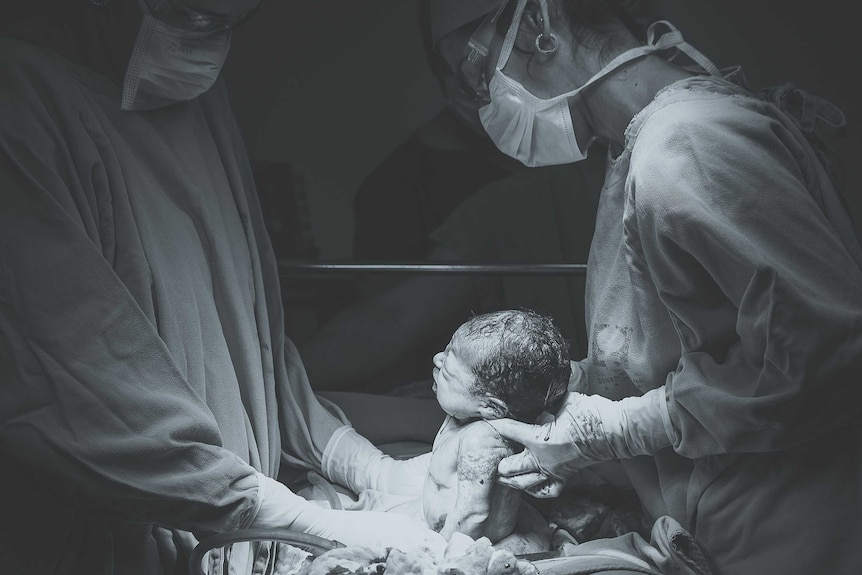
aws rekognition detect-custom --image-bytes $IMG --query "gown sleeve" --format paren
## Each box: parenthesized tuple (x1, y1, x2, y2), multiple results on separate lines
(627, 98, 862, 458)
(0, 44, 258, 535)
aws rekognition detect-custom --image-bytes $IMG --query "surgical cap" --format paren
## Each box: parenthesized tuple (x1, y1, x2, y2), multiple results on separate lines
(429, 0, 502, 46)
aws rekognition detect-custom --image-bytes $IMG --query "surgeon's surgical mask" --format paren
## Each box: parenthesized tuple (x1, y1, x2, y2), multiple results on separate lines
(121, 0, 254, 111)
(477, 0, 722, 167)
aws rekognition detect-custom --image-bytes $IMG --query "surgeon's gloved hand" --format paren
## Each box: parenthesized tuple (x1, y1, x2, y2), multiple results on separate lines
(250, 473, 446, 557)
(490, 388, 673, 495)
(321, 426, 430, 497)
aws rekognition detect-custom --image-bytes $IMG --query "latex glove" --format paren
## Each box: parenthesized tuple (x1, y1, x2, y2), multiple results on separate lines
(490, 388, 673, 494)
(321, 426, 430, 497)
(251, 473, 446, 557)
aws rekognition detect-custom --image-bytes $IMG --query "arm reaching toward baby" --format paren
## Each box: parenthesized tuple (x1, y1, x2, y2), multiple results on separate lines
(322, 425, 431, 497)
(251, 472, 446, 555)
(492, 389, 672, 495)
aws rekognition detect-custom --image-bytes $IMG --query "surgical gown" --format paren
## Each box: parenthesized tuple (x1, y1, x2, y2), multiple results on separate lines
(582, 75, 862, 574)
(0, 37, 349, 574)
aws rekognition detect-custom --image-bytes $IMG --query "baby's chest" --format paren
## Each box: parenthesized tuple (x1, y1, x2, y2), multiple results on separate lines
(428, 431, 462, 480)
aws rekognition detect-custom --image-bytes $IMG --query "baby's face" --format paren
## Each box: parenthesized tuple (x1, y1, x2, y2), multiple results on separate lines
(431, 337, 485, 420)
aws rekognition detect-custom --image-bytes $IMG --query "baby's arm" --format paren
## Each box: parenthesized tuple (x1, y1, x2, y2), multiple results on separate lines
(440, 423, 514, 540)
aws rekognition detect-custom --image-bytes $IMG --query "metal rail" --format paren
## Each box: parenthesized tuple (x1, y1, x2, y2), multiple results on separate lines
(277, 260, 588, 277)
(190, 529, 340, 575)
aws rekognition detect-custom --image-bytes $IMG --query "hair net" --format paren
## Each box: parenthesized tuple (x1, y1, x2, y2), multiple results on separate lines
(429, 0, 502, 46)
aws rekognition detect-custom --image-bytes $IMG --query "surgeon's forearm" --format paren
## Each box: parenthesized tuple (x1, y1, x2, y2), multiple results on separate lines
(322, 426, 437, 495)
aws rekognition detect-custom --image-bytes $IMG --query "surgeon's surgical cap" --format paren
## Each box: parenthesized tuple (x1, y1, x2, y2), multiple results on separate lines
(429, 0, 502, 47)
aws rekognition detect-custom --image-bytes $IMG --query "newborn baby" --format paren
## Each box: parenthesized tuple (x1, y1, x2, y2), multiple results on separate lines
(420, 309, 570, 548)
(326, 309, 571, 552)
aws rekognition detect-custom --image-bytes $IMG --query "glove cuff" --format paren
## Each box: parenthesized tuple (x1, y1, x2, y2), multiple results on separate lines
(321, 425, 354, 488)
(242, 472, 268, 529)
(248, 473, 308, 530)
(615, 387, 674, 457)
(321, 425, 390, 494)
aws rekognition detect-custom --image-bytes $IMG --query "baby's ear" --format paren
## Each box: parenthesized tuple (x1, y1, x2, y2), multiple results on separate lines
(480, 397, 509, 420)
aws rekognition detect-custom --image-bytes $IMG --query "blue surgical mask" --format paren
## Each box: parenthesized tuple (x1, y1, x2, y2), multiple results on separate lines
(121, 0, 232, 111)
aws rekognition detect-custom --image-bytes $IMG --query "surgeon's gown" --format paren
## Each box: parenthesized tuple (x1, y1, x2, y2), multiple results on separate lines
(0, 38, 350, 574)
(581, 75, 862, 574)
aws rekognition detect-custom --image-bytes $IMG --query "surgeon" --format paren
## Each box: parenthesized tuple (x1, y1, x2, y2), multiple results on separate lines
(0, 1, 447, 573)
(423, 0, 862, 574)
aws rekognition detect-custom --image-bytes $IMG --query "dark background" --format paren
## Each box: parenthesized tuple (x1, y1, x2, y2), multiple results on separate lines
(5, 0, 857, 257)
(219, 0, 861, 259)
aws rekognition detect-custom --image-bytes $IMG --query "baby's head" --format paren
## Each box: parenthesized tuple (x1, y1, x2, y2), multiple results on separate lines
(431, 309, 570, 422)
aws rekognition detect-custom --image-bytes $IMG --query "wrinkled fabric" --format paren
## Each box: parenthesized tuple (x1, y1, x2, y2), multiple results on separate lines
(0, 37, 349, 574)
(582, 75, 862, 574)
(532, 515, 711, 575)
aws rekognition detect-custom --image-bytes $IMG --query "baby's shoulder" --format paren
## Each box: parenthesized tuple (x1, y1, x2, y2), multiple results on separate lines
(457, 420, 515, 454)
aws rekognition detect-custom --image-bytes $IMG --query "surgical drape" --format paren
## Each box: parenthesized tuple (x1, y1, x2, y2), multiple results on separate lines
(0, 37, 349, 574)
